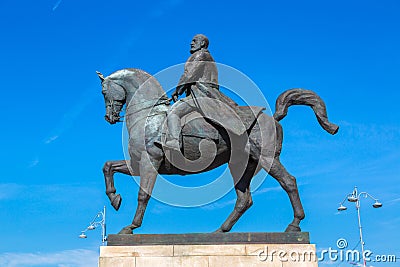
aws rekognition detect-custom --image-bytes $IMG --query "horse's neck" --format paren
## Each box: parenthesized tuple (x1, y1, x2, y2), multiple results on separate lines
(123, 69, 167, 107)
(120, 69, 169, 133)
(124, 88, 169, 147)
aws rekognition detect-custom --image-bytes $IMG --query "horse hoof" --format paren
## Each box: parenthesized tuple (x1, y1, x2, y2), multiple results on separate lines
(111, 194, 122, 211)
(285, 223, 301, 232)
(118, 226, 133, 235)
(213, 227, 230, 233)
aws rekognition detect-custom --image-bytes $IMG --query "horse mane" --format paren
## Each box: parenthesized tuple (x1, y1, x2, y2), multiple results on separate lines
(108, 68, 152, 82)
(107, 68, 169, 102)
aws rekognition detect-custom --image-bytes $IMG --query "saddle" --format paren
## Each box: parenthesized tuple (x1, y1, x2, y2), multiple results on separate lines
(169, 106, 265, 141)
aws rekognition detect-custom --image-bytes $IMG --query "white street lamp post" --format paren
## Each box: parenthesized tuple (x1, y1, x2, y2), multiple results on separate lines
(337, 186, 382, 267)
(79, 206, 107, 245)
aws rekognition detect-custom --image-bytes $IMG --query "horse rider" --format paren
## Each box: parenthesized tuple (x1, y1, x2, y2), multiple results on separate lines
(158, 34, 250, 163)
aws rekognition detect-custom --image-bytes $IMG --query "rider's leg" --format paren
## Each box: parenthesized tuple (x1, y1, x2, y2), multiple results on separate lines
(164, 101, 193, 151)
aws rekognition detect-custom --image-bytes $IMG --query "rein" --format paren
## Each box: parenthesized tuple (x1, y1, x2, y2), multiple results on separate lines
(106, 77, 170, 118)
(125, 97, 170, 117)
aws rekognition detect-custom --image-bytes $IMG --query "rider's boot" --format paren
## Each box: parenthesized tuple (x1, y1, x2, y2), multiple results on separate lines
(164, 114, 181, 151)
(164, 139, 180, 151)
(154, 113, 181, 151)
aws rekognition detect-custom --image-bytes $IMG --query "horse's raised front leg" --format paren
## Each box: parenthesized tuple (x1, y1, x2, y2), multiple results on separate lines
(215, 161, 257, 232)
(119, 152, 161, 234)
(103, 160, 134, 211)
(267, 157, 305, 232)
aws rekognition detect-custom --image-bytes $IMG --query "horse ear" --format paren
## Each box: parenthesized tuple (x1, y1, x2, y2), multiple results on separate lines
(96, 71, 105, 82)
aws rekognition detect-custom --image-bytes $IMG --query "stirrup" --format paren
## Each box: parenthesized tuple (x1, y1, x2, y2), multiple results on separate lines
(164, 139, 181, 151)
(154, 140, 163, 149)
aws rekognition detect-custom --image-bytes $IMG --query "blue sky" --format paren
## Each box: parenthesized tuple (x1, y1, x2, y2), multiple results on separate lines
(1, 0, 399, 266)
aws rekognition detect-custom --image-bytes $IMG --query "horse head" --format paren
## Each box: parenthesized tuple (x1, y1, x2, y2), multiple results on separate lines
(97, 71, 126, 124)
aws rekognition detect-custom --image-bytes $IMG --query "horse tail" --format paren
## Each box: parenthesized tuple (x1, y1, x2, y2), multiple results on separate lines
(273, 89, 339, 135)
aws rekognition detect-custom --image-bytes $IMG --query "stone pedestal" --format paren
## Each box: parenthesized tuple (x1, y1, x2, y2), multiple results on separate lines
(99, 233, 318, 267)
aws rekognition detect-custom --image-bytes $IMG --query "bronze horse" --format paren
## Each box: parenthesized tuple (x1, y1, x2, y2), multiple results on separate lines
(98, 68, 338, 234)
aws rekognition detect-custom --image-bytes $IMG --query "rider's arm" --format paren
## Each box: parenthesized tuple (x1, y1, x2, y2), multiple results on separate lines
(177, 52, 209, 89)
(171, 85, 184, 102)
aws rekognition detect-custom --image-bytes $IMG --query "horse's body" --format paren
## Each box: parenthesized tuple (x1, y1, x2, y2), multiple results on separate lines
(99, 68, 338, 234)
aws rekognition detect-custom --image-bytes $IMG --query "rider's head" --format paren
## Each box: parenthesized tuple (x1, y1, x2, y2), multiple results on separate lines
(190, 34, 209, 54)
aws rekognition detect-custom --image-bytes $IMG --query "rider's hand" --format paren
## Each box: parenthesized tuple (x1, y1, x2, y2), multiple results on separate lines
(171, 91, 179, 102)
(176, 84, 186, 96)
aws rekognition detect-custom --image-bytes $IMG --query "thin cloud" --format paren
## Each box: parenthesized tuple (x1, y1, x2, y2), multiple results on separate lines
(43, 87, 95, 145)
(52, 0, 62, 11)
(149, 201, 175, 214)
(149, 0, 183, 18)
(201, 198, 236, 210)
(28, 158, 39, 168)
(386, 197, 400, 205)
(379, 216, 400, 227)
(0, 184, 23, 201)
(0, 249, 98, 267)
(281, 121, 400, 183)
(45, 135, 59, 144)
(253, 185, 284, 196)
(0, 183, 102, 203)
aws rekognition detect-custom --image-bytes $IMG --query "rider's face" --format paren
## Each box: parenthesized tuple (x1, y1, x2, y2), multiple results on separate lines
(190, 37, 203, 54)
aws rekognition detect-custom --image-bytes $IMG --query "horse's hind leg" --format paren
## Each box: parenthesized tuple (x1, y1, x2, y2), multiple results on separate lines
(103, 160, 133, 211)
(216, 161, 257, 232)
(119, 152, 161, 234)
(265, 156, 305, 232)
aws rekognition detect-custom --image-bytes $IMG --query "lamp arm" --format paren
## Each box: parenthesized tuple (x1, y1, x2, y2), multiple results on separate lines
(339, 195, 348, 206)
(359, 192, 379, 201)
(88, 211, 105, 226)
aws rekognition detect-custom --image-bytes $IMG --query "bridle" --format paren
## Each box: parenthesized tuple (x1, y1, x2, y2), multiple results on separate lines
(104, 80, 126, 123)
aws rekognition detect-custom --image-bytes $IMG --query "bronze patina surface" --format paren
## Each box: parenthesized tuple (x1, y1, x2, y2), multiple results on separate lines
(98, 34, 338, 235)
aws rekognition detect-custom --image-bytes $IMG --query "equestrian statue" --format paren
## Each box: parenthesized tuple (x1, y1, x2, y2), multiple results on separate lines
(97, 34, 339, 234)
